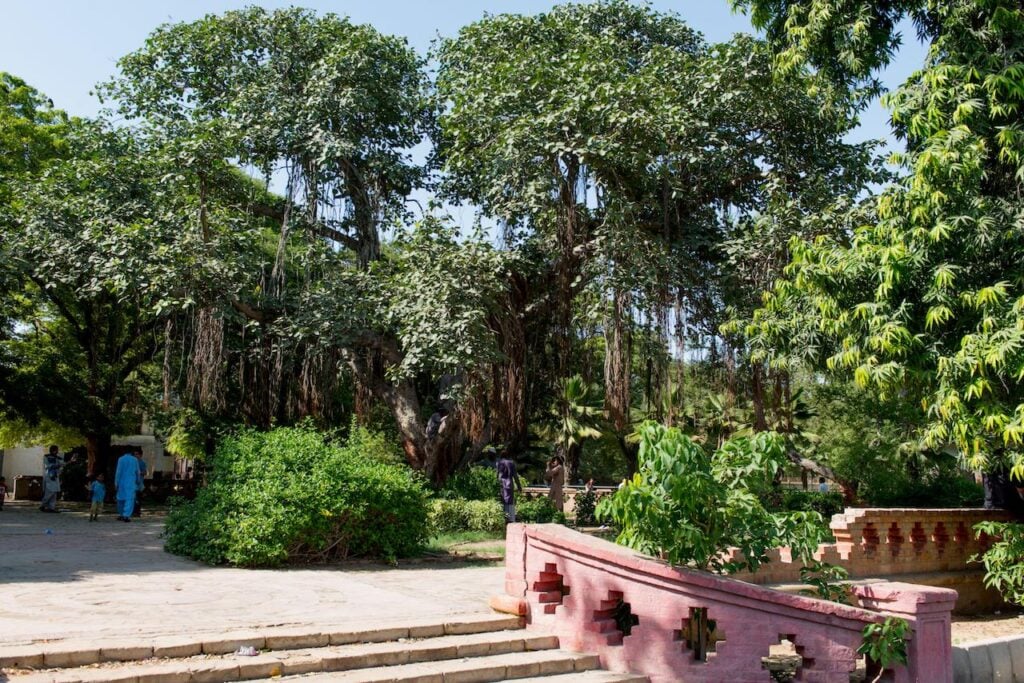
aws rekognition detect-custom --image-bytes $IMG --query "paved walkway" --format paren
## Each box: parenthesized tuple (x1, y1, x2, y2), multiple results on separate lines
(0, 502, 504, 648)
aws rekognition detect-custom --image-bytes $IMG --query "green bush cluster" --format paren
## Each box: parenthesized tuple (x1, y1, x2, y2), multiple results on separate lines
(437, 465, 499, 501)
(974, 521, 1024, 607)
(516, 494, 566, 524)
(164, 426, 430, 567)
(428, 498, 505, 535)
(598, 422, 828, 573)
(574, 488, 598, 525)
(767, 490, 845, 520)
(863, 466, 983, 508)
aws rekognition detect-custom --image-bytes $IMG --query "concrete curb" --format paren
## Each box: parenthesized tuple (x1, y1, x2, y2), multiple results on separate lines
(953, 634, 1024, 682)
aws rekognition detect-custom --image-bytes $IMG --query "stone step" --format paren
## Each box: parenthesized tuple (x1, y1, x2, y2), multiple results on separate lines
(0, 613, 524, 670)
(264, 649, 602, 681)
(512, 673, 649, 683)
(9, 629, 560, 683)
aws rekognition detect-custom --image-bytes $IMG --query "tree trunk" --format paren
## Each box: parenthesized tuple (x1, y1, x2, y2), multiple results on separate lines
(751, 363, 768, 431)
(85, 433, 111, 477)
(565, 443, 582, 485)
(604, 287, 631, 433)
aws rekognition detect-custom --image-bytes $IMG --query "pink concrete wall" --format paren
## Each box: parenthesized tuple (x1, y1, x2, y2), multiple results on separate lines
(504, 523, 958, 683)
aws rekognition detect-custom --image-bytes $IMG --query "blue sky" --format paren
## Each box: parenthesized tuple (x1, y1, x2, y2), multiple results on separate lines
(2, 0, 927, 145)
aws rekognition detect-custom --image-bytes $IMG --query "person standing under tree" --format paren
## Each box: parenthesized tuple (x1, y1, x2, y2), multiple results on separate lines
(115, 448, 141, 522)
(545, 454, 565, 513)
(40, 445, 63, 513)
(495, 449, 522, 523)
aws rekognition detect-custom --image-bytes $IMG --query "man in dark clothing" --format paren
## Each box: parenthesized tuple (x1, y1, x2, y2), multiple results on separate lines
(496, 450, 523, 523)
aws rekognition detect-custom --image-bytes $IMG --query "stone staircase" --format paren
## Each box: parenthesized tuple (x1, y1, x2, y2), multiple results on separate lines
(0, 613, 645, 683)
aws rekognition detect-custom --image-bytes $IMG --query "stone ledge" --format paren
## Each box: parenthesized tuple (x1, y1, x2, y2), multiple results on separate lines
(952, 633, 1024, 682)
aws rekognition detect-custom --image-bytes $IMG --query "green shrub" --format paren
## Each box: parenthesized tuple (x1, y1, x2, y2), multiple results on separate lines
(974, 521, 1024, 607)
(438, 465, 499, 501)
(164, 426, 430, 567)
(597, 422, 828, 573)
(863, 466, 983, 508)
(516, 494, 566, 524)
(346, 418, 405, 464)
(778, 490, 845, 519)
(428, 498, 505, 534)
(574, 488, 598, 525)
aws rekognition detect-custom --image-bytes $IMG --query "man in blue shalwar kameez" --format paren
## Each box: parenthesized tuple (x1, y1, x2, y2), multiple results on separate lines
(115, 450, 140, 522)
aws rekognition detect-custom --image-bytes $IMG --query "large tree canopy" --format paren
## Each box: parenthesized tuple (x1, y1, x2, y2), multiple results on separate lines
(1, 120, 196, 468)
(97, 7, 508, 480)
(737, 0, 1024, 474)
(435, 0, 876, 477)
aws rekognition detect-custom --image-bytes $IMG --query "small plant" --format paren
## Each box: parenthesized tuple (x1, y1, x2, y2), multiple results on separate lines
(858, 617, 908, 682)
(516, 494, 567, 524)
(438, 465, 499, 501)
(574, 487, 598, 526)
(973, 521, 1024, 606)
(597, 422, 828, 573)
(429, 499, 505, 535)
(799, 560, 850, 604)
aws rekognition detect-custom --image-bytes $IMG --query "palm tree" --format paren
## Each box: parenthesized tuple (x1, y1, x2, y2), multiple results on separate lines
(540, 375, 605, 482)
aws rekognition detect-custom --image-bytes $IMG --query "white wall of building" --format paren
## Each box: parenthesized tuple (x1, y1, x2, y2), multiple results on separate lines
(0, 435, 172, 481)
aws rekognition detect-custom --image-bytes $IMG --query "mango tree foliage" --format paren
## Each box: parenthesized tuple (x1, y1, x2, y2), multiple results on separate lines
(738, 1, 1024, 475)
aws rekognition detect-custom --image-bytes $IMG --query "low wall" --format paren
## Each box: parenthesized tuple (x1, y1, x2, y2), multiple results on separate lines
(952, 634, 1024, 682)
(729, 508, 1014, 615)
(504, 523, 958, 683)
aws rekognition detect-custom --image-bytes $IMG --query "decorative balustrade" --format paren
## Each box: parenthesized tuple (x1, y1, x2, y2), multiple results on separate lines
(725, 508, 1013, 614)
(502, 523, 957, 683)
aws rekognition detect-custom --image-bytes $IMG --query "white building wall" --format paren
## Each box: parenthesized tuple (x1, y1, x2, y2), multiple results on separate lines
(1, 446, 45, 480)
(0, 435, 172, 481)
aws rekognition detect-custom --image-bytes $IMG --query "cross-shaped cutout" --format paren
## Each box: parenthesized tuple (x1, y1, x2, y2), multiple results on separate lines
(530, 562, 570, 614)
(762, 634, 815, 679)
(672, 607, 724, 662)
(592, 590, 639, 645)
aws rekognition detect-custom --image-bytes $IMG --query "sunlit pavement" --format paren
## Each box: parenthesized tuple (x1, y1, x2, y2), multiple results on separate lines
(0, 501, 503, 647)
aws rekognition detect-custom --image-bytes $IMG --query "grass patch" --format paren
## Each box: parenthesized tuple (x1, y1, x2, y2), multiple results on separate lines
(424, 530, 506, 558)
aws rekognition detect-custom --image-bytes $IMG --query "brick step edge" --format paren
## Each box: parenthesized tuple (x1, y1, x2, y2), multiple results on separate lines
(0, 613, 524, 670)
(267, 649, 603, 683)
(11, 638, 575, 683)
(512, 672, 649, 683)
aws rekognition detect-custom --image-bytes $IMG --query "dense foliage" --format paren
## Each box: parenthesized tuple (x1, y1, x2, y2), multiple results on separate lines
(973, 521, 1024, 607)
(428, 498, 506, 535)
(598, 422, 828, 572)
(438, 466, 500, 501)
(164, 426, 430, 566)
(4, 3, 1020, 588)
(737, 0, 1024, 476)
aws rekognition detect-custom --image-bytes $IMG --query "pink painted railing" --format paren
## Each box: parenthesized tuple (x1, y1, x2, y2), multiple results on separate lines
(504, 523, 957, 683)
(732, 508, 1010, 582)
(725, 508, 1012, 614)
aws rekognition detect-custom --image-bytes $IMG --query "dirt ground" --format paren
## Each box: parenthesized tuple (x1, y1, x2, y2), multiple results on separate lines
(951, 609, 1024, 644)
